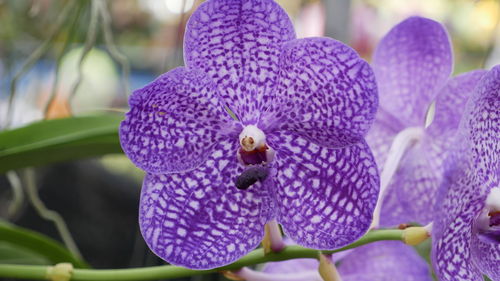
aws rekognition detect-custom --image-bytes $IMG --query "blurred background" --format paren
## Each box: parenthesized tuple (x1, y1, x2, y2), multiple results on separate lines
(0, 0, 498, 279)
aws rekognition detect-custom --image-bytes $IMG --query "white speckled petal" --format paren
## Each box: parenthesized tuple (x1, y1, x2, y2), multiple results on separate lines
(373, 16, 452, 126)
(139, 140, 276, 269)
(184, 0, 295, 124)
(462, 66, 500, 280)
(262, 37, 378, 148)
(120, 67, 238, 174)
(471, 224, 500, 280)
(268, 132, 379, 249)
(432, 66, 500, 281)
(459, 65, 500, 174)
(379, 70, 486, 227)
(432, 161, 488, 281)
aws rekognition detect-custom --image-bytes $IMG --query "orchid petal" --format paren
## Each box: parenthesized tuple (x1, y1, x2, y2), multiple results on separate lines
(263, 258, 319, 275)
(379, 71, 486, 227)
(184, 0, 295, 124)
(139, 140, 275, 269)
(263, 37, 377, 148)
(373, 16, 452, 126)
(365, 109, 403, 169)
(432, 163, 487, 281)
(262, 242, 432, 281)
(459, 65, 500, 173)
(120, 67, 237, 174)
(268, 132, 379, 249)
(427, 70, 487, 137)
(463, 65, 500, 280)
(339, 241, 433, 281)
(379, 144, 444, 226)
(471, 224, 500, 280)
(433, 66, 500, 281)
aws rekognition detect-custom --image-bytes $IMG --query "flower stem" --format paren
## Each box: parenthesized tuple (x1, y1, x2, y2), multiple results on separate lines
(371, 127, 424, 228)
(0, 229, 403, 281)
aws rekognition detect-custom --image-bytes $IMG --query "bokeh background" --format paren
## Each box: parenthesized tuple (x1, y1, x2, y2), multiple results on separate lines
(0, 0, 498, 279)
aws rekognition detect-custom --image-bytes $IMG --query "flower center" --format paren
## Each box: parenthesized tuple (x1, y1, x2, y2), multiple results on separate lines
(235, 125, 275, 190)
(475, 187, 500, 243)
(237, 125, 274, 166)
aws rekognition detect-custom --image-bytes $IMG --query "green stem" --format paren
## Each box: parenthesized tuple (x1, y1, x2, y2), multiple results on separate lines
(0, 229, 402, 280)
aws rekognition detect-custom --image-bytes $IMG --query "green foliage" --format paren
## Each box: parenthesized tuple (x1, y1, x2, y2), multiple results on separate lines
(0, 220, 88, 268)
(0, 242, 50, 265)
(0, 114, 123, 174)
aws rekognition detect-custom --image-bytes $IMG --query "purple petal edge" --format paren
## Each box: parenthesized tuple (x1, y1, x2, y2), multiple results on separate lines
(373, 16, 452, 127)
(184, 0, 295, 124)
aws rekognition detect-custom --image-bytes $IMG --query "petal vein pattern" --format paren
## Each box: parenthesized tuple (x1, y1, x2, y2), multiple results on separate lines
(263, 37, 378, 148)
(432, 164, 486, 281)
(139, 140, 276, 269)
(120, 67, 237, 174)
(269, 132, 379, 249)
(379, 70, 486, 227)
(432, 66, 500, 281)
(184, 0, 296, 124)
(373, 16, 452, 127)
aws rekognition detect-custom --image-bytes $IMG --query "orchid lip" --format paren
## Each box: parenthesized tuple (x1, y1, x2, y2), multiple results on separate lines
(237, 125, 275, 166)
(475, 187, 500, 243)
(239, 125, 266, 152)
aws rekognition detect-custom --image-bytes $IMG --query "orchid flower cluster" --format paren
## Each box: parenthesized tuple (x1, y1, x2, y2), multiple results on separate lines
(119, 0, 499, 280)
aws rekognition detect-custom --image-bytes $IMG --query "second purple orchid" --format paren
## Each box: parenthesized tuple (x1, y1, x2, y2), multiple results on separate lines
(119, 0, 379, 269)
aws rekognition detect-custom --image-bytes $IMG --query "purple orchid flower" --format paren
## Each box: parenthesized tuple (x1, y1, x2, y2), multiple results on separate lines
(366, 16, 487, 227)
(432, 65, 500, 281)
(239, 241, 432, 281)
(119, 0, 379, 269)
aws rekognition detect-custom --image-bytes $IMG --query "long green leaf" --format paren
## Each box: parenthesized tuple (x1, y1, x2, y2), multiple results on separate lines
(0, 114, 123, 173)
(0, 221, 88, 268)
(0, 242, 50, 265)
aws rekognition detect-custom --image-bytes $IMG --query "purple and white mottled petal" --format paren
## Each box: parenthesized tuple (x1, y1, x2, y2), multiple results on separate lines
(427, 70, 487, 138)
(268, 132, 379, 249)
(373, 16, 452, 127)
(433, 66, 500, 281)
(184, 0, 295, 124)
(464, 66, 500, 280)
(365, 109, 404, 170)
(139, 140, 276, 269)
(432, 161, 491, 281)
(459, 65, 500, 173)
(339, 241, 433, 281)
(379, 142, 444, 226)
(379, 71, 486, 226)
(471, 216, 500, 281)
(262, 37, 378, 148)
(120, 67, 238, 174)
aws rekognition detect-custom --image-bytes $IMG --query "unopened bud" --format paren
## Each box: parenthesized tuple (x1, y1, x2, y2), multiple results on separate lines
(403, 226, 430, 245)
(46, 263, 73, 281)
(318, 254, 342, 281)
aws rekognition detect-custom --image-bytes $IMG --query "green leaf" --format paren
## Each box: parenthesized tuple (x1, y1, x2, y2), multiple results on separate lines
(0, 114, 123, 173)
(0, 242, 50, 265)
(0, 220, 88, 268)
